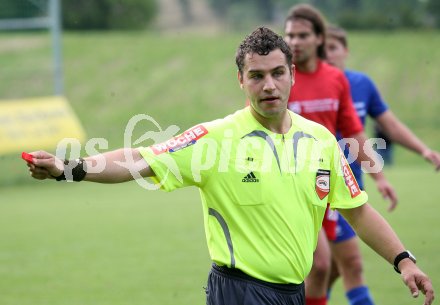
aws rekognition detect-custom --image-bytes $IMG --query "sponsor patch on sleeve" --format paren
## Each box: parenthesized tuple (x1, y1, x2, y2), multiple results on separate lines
(150, 125, 208, 155)
(339, 147, 361, 198)
(316, 169, 330, 200)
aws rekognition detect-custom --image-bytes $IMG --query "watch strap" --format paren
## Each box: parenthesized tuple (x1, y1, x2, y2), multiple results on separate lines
(393, 251, 413, 273)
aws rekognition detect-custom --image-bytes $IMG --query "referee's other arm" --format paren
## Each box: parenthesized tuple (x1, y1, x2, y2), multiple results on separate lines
(339, 204, 434, 305)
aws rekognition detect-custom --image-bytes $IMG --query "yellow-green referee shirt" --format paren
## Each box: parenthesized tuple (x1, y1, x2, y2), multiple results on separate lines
(139, 107, 368, 284)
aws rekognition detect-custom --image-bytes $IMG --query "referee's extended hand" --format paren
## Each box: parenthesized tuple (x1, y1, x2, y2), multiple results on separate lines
(400, 260, 435, 305)
(25, 151, 64, 180)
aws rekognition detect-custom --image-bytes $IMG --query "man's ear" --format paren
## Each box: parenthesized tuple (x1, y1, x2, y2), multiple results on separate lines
(237, 70, 244, 89)
(344, 47, 350, 60)
(291, 64, 295, 87)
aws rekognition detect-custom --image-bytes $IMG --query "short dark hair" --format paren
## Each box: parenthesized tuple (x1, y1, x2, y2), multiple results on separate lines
(327, 25, 348, 48)
(236, 26, 292, 76)
(285, 4, 327, 59)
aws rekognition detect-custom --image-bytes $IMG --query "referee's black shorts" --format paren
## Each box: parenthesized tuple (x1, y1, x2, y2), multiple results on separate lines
(205, 264, 305, 305)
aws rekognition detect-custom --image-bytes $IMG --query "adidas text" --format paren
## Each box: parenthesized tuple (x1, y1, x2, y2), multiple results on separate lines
(242, 172, 259, 183)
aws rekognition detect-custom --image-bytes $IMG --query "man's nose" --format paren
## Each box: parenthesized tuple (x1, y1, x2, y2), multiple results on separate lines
(263, 76, 276, 91)
(290, 36, 300, 46)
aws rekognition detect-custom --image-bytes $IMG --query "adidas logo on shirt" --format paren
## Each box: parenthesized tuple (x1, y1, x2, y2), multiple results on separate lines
(242, 172, 259, 183)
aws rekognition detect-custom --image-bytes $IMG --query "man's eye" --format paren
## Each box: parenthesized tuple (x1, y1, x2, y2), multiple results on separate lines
(251, 74, 262, 79)
(273, 70, 284, 77)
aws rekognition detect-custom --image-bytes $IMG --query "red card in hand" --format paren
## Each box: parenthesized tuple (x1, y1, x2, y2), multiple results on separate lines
(21, 152, 34, 163)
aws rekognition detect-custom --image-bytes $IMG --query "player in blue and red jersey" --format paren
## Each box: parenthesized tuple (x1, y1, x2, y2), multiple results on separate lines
(325, 24, 440, 305)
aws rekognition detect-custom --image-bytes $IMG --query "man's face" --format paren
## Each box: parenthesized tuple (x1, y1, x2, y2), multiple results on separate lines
(238, 49, 294, 119)
(325, 37, 348, 70)
(284, 19, 322, 65)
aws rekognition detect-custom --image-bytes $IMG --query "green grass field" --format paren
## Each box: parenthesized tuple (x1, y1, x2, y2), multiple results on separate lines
(1, 168, 439, 305)
(1, 30, 440, 304)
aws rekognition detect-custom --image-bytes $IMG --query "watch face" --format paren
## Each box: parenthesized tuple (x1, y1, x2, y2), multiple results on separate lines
(407, 250, 417, 263)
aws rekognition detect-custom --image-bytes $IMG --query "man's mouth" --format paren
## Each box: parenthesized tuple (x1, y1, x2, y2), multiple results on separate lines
(261, 96, 279, 103)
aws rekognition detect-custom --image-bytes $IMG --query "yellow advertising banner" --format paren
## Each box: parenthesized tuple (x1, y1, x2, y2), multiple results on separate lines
(0, 96, 86, 154)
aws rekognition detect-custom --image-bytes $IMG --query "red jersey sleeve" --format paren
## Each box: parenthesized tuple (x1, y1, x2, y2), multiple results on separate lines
(337, 73, 363, 137)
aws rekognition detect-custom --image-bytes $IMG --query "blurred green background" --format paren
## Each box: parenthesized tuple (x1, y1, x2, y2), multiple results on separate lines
(1, 30, 439, 184)
(1, 0, 440, 304)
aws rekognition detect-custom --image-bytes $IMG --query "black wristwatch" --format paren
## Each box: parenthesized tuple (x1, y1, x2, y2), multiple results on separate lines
(393, 250, 416, 273)
(54, 158, 87, 182)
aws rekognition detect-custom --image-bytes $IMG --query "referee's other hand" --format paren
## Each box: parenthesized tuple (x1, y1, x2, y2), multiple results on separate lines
(400, 260, 434, 305)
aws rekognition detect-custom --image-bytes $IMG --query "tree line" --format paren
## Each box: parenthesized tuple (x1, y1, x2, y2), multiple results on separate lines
(0, 0, 157, 30)
(208, 0, 440, 30)
(1, 0, 439, 30)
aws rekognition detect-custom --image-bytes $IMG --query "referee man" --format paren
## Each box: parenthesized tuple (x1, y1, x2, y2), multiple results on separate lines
(25, 27, 434, 305)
